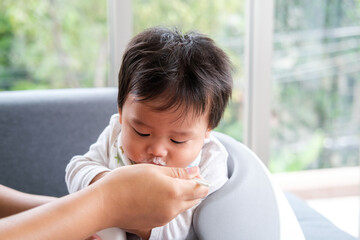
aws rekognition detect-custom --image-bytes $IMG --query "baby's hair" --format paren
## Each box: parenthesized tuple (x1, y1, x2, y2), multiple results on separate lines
(117, 27, 233, 129)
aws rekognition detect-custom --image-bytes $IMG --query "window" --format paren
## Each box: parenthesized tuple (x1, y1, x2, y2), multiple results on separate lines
(271, 0, 360, 236)
(271, 0, 360, 172)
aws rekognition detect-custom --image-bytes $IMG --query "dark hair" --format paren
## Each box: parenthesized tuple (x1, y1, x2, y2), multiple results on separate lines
(117, 27, 232, 129)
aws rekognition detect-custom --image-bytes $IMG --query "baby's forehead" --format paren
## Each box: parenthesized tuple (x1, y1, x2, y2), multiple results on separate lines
(137, 98, 208, 123)
(126, 93, 211, 125)
(149, 101, 209, 123)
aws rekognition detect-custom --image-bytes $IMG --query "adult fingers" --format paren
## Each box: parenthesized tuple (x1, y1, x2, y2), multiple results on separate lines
(169, 166, 200, 180)
(175, 179, 209, 201)
(84, 234, 102, 240)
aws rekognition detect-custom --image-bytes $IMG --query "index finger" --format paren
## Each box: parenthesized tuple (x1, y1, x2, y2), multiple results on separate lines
(169, 166, 200, 180)
(174, 178, 209, 201)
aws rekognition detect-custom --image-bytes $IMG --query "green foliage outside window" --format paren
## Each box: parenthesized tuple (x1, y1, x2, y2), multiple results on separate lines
(0, 0, 108, 91)
(271, 0, 360, 172)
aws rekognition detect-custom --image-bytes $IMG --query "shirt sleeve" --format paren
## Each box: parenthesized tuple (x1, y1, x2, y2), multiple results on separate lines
(149, 134, 229, 240)
(65, 114, 119, 193)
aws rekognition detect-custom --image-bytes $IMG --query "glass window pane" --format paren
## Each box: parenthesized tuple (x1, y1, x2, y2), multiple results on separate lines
(132, 0, 246, 141)
(0, 1, 108, 91)
(271, 0, 360, 172)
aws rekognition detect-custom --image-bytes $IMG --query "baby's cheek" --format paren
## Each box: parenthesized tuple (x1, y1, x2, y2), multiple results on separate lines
(176, 151, 198, 168)
(167, 160, 189, 168)
(122, 141, 135, 158)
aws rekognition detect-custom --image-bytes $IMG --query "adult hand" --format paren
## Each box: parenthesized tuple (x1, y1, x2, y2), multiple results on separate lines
(95, 164, 209, 230)
(0, 164, 207, 240)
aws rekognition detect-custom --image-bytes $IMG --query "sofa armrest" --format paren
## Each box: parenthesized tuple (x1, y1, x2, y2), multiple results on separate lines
(0, 88, 118, 197)
(285, 193, 356, 240)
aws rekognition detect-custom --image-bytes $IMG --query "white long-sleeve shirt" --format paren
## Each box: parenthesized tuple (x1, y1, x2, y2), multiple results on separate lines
(65, 114, 228, 240)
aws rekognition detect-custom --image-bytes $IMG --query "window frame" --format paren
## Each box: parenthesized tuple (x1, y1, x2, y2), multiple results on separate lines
(244, 0, 274, 165)
(107, 0, 133, 87)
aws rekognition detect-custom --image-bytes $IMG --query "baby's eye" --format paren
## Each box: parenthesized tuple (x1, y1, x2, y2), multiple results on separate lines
(171, 139, 186, 144)
(133, 128, 150, 137)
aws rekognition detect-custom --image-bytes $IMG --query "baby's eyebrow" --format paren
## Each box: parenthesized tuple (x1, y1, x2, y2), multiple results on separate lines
(131, 118, 153, 129)
(170, 130, 195, 137)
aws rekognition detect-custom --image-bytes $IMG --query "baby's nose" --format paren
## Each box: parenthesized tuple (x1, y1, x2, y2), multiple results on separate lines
(147, 141, 167, 157)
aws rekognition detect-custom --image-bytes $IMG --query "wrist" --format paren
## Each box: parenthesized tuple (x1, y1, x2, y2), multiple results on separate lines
(91, 171, 129, 229)
(83, 183, 112, 231)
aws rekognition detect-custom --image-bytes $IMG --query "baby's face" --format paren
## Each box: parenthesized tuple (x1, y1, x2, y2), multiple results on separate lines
(118, 94, 211, 168)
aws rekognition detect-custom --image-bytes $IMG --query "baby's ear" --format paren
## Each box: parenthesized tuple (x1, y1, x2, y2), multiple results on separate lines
(205, 127, 212, 138)
(118, 108, 123, 124)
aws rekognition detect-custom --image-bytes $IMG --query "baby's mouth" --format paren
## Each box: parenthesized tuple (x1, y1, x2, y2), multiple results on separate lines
(152, 157, 166, 166)
(131, 157, 167, 166)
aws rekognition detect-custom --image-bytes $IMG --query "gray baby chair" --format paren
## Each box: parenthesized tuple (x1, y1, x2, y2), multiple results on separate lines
(191, 132, 356, 240)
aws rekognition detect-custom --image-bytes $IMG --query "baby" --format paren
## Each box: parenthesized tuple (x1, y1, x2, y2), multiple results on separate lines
(66, 27, 233, 240)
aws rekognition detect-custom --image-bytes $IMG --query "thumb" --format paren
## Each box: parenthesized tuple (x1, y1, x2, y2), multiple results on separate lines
(169, 166, 200, 180)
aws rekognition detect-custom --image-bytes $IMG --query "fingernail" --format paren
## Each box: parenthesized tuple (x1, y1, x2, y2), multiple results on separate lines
(186, 166, 199, 176)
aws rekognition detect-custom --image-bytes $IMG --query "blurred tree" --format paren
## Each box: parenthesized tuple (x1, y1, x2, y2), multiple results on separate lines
(0, 0, 108, 90)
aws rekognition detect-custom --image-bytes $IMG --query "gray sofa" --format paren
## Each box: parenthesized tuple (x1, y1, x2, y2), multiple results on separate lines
(0, 88, 355, 239)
